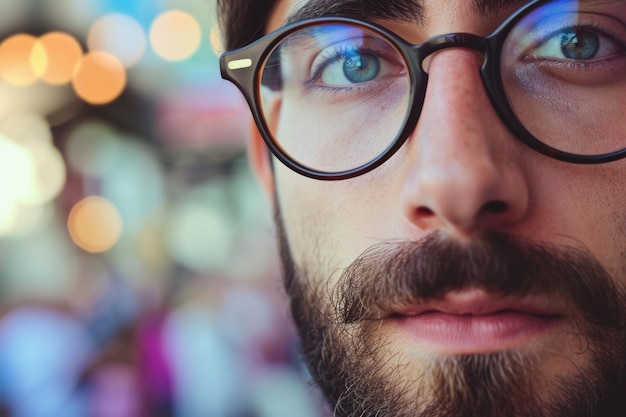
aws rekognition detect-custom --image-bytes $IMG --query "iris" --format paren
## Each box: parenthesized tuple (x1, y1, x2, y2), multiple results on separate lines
(560, 30, 599, 60)
(343, 53, 380, 83)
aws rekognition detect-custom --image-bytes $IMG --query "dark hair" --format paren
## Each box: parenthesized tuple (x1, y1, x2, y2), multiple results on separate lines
(217, 0, 278, 51)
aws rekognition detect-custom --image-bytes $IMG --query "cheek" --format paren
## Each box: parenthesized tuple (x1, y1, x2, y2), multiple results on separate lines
(274, 160, 405, 277)
(599, 174, 626, 279)
(531, 161, 626, 277)
(275, 92, 408, 174)
(582, 169, 626, 273)
(274, 163, 337, 270)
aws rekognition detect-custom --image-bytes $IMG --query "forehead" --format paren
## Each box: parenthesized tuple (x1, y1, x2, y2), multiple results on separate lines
(267, 0, 296, 32)
(267, 0, 531, 29)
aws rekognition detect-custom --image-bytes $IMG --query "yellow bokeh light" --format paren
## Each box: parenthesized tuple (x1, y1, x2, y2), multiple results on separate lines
(72, 51, 126, 105)
(149, 10, 202, 62)
(30, 42, 47, 78)
(88, 13, 147, 68)
(67, 196, 123, 253)
(0, 34, 40, 86)
(38, 31, 83, 85)
(209, 24, 223, 56)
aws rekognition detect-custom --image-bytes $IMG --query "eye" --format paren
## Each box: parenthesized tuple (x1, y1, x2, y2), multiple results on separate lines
(323, 51, 381, 85)
(531, 25, 624, 61)
(309, 38, 405, 90)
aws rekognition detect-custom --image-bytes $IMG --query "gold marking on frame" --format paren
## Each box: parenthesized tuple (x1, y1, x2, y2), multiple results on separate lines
(228, 58, 252, 70)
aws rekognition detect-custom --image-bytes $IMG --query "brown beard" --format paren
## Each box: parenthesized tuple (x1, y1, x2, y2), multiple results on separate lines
(275, 207, 626, 417)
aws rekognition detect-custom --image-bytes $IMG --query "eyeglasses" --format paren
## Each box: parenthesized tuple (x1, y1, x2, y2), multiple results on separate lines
(220, 0, 626, 180)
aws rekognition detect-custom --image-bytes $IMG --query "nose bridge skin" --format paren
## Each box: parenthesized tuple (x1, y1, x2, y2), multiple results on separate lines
(401, 48, 530, 238)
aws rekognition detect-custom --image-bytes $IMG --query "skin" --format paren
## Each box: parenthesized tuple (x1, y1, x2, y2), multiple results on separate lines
(245, 0, 626, 413)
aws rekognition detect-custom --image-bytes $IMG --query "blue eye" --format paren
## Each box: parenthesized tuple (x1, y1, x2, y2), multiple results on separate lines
(559, 30, 599, 60)
(302, 32, 407, 94)
(342, 53, 381, 83)
(318, 48, 384, 86)
(530, 24, 624, 63)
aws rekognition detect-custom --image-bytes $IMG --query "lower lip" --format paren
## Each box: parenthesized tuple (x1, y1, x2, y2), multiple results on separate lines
(392, 311, 563, 354)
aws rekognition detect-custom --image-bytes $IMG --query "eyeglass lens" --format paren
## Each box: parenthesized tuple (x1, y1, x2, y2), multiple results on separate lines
(502, 1, 626, 156)
(257, 0, 626, 174)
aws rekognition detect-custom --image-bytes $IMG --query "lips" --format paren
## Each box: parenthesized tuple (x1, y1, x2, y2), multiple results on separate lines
(395, 289, 563, 317)
(389, 289, 565, 354)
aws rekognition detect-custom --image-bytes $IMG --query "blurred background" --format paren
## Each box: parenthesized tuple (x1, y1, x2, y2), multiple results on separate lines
(0, 0, 325, 416)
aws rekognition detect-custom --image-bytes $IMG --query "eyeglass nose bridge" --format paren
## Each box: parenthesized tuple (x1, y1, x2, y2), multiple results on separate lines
(414, 33, 489, 71)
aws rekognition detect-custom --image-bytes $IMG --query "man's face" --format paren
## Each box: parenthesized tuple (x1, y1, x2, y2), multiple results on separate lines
(252, 0, 626, 416)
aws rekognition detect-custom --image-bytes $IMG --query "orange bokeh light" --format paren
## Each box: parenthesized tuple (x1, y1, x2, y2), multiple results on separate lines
(38, 32, 83, 85)
(0, 34, 40, 86)
(72, 51, 126, 105)
(67, 196, 123, 253)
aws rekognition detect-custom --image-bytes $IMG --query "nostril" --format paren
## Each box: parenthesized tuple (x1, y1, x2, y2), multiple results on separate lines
(416, 206, 435, 217)
(483, 201, 508, 213)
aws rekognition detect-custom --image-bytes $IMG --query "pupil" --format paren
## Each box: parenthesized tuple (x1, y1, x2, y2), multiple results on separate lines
(343, 54, 380, 83)
(560, 30, 599, 60)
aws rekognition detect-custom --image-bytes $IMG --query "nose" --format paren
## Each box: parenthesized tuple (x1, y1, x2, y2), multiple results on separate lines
(401, 49, 529, 238)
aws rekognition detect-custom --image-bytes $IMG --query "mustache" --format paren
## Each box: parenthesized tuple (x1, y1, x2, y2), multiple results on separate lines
(334, 231, 625, 328)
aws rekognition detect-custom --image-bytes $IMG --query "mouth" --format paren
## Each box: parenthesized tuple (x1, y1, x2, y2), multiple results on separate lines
(389, 289, 566, 354)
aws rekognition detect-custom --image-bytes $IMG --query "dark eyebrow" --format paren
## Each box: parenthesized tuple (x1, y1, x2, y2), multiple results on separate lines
(285, 0, 425, 25)
(472, 0, 533, 16)
(285, 0, 532, 26)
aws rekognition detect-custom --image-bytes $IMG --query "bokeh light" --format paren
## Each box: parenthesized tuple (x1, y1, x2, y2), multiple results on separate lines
(72, 51, 126, 105)
(149, 10, 202, 62)
(0, 2, 323, 416)
(88, 13, 147, 68)
(20, 140, 66, 206)
(0, 113, 66, 236)
(37, 32, 83, 85)
(209, 24, 223, 56)
(0, 34, 40, 86)
(67, 196, 124, 253)
(30, 42, 47, 79)
(0, 136, 56, 238)
(0, 137, 36, 227)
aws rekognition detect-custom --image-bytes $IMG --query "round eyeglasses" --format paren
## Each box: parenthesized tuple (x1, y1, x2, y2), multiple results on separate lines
(220, 0, 626, 180)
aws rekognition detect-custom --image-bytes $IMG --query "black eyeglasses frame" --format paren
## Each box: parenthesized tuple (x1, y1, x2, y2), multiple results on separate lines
(220, 0, 626, 180)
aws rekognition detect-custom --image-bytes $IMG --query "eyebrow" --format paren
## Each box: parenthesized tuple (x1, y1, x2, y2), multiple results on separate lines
(285, 0, 531, 25)
(285, 0, 424, 25)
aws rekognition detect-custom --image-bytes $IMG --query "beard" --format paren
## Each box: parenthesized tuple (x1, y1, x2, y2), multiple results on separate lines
(274, 208, 626, 417)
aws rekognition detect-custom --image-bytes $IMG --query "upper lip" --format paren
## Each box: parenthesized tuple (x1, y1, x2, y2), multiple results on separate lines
(394, 289, 564, 318)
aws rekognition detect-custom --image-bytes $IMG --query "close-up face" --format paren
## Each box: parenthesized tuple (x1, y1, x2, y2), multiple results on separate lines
(221, 0, 626, 416)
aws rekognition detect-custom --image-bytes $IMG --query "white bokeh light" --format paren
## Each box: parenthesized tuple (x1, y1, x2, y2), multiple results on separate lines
(88, 13, 147, 68)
